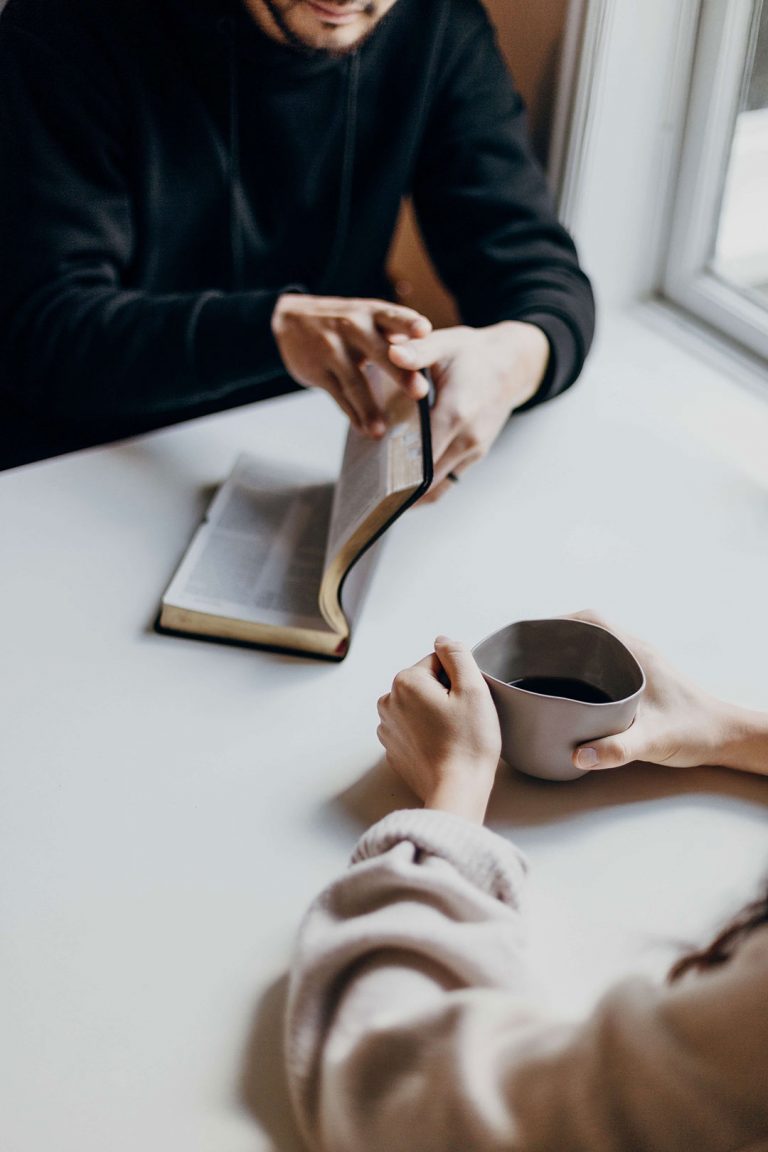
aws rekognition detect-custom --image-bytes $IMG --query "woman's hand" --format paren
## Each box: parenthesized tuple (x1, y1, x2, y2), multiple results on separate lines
(570, 611, 767, 775)
(272, 293, 431, 436)
(376, 637, 502, 824)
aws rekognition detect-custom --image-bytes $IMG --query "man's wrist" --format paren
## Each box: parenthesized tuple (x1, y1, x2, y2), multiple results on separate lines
(488, 320, 550, 408)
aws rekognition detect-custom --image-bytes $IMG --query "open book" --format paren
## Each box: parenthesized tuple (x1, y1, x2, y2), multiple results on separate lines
(157, 390, 432, 660)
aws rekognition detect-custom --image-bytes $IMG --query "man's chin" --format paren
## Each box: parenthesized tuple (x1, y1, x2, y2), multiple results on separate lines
(291, 24, 375, 56)
(266, 0, 383, 57)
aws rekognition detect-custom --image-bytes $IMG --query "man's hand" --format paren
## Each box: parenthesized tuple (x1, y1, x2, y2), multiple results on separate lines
(389, 320, 550, 501)
(377, 637, 502, 825)
(272, 293, 431, 436)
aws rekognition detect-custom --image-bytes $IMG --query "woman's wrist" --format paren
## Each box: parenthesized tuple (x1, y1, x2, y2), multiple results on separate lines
(424, 770, 496, 825)
(714, 704, 768, 776)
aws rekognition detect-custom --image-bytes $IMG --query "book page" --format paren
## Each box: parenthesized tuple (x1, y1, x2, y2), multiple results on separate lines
(323, 387, 425, 571)
(162, 456, 335, 632)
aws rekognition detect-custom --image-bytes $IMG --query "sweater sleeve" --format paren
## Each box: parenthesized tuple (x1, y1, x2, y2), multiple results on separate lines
(0, 16, 293, 423)
(285, 809, 768, 1152)
(412, 3, 595, 404)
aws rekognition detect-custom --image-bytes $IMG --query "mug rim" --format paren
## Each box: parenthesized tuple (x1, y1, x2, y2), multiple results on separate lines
(472, 617, 647, 707)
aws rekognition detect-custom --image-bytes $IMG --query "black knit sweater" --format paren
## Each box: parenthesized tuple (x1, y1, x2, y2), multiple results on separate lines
(0, 0, 595, 467)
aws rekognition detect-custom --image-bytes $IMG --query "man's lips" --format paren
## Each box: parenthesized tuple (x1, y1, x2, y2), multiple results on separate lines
(303, 0, 367, 25)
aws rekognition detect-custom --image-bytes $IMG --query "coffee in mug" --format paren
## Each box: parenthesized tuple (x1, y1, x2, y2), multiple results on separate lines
(507, 676, 614, 704)
(472, 618, 645, 781)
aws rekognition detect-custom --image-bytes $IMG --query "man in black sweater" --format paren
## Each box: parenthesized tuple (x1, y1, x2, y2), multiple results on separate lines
(0, 0, 595, 489)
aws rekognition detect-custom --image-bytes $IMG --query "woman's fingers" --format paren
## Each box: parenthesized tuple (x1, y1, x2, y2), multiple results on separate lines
(433, 636, 483, 694)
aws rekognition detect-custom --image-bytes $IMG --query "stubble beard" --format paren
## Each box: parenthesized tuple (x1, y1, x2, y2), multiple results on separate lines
(257, 0, 382, 58)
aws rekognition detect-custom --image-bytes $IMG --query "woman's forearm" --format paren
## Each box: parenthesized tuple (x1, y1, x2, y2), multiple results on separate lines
(285, 810, 531, 1152)
(286, 811, 768, 1152)
(716, 705, 768, 776)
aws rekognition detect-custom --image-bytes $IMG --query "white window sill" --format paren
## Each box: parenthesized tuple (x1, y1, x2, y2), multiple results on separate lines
(579, 300, 768, 492)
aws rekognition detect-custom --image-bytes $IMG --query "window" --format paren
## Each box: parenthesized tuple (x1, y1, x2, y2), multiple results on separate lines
(663, 0, 768, 361)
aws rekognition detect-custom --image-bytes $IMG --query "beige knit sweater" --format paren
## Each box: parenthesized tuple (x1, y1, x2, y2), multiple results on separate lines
(286, 809, 768, 1152)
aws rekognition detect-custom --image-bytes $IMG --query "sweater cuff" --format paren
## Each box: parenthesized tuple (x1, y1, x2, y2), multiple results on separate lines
(514, 311, 583, 408)
(193, 287, 301, 393)
(351, 809, 528, 909)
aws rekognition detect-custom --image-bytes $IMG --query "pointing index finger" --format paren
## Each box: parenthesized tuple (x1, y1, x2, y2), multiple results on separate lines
(374, 307, 432, 339)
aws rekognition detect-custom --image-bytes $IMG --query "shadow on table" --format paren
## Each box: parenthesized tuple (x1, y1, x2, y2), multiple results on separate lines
(487, 759, 768, 826)
(336, 755, 768, 832)
(239, 973, 311, 1152)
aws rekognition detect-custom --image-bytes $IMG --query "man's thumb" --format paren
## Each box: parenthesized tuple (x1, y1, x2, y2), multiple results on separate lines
(573, 730, 637, 772)
(389, 330, 451, 371)
(434, 636, 480, 692)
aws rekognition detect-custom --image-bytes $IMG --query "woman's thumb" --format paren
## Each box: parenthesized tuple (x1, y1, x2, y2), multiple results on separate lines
(573, 729, 638, 772)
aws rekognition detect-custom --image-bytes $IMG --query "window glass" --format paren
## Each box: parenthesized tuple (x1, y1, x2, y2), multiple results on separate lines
(713, 2, 768, 306)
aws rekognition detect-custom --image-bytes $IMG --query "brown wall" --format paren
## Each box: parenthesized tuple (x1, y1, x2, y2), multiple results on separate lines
(387, 0, 570, 328)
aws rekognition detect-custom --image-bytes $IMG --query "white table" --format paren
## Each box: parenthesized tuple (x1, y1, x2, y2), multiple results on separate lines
(2, 309, 768, 1152)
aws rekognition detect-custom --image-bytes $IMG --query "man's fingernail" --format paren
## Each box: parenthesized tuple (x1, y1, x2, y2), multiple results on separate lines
(395, 347, 417, 367)
(370, 420, 386, 437)
(576, 748, 599, 769)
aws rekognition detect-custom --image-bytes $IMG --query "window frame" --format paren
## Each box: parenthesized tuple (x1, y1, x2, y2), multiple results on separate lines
(662, 0, 768, 362)
(552, 0, 768, 371)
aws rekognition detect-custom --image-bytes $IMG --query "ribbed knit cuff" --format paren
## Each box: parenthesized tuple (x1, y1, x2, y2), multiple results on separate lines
(514, 311, 582, 408)
(351, 809, 528, 909)
(193, 286, 303, 393)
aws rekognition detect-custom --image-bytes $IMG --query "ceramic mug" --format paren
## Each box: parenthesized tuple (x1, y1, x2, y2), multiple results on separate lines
(472, 618, 646, 781)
